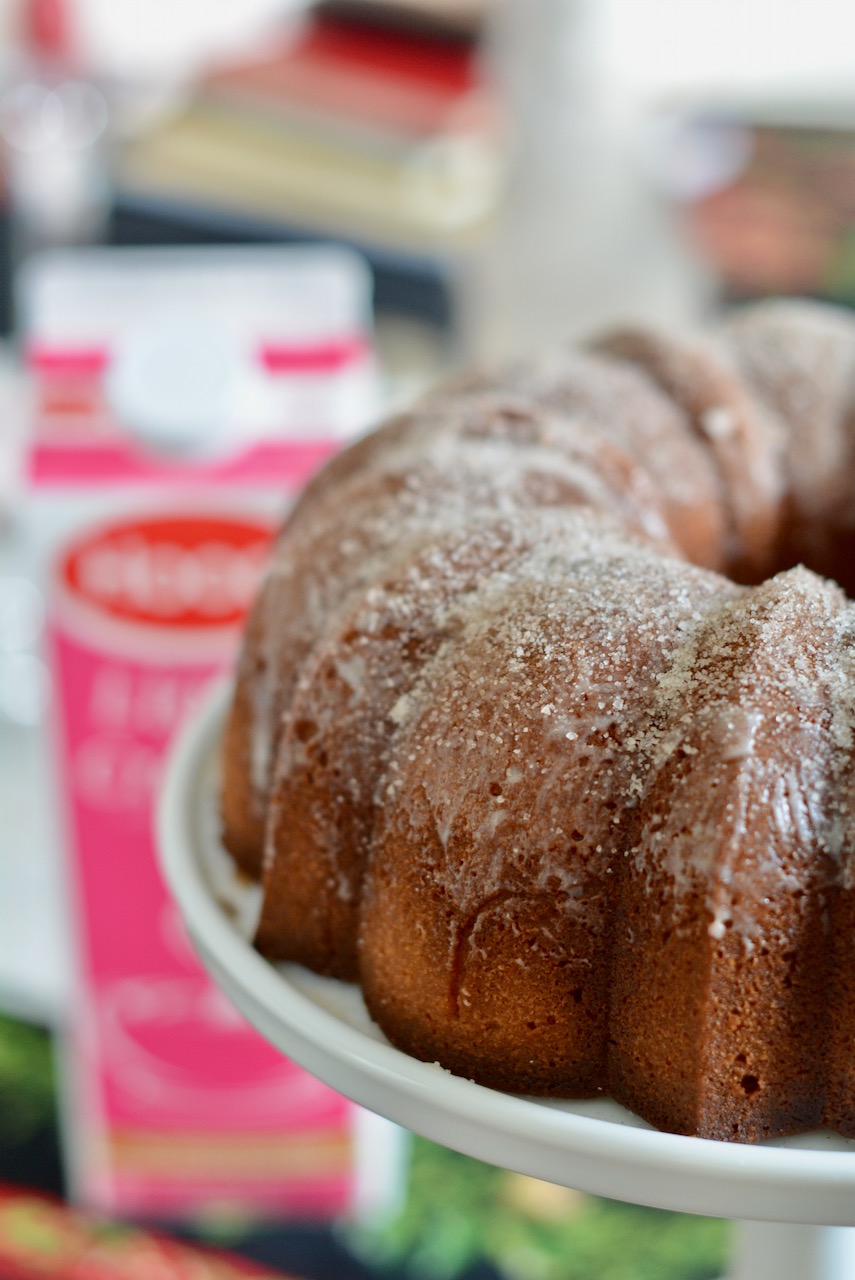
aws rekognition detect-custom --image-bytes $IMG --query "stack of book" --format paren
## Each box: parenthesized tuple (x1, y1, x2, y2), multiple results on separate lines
(113, 3, 503, 328)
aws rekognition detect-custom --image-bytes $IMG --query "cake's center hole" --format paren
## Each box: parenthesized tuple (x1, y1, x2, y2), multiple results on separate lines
(753, 527, 855, 598)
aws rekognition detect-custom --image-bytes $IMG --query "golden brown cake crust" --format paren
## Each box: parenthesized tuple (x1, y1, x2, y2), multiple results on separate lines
(359, 547, 737, 1095)
(255, 511, 670, 978)
(609, 568, 848, 1140)
(223, 392, 679, 885)
(591, 326, 785, 581)
(462, 347, 730, 571)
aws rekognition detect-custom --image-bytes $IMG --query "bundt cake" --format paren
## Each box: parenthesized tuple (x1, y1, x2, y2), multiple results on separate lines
(220, 297, 855, 1143)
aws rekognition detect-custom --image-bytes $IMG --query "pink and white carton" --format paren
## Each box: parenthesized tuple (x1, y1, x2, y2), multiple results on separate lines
(13, 245, 403, 1221)
(52, 511, 362, 1217)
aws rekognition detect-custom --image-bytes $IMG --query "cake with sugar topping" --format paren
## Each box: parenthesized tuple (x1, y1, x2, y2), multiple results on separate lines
(220, 297, 855, 1142)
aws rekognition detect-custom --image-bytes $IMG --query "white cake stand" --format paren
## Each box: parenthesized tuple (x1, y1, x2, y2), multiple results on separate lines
(158, 682, 855, 1280)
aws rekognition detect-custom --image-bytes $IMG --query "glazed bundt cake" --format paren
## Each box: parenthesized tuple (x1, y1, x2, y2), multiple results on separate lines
(220, 297, 855, 1143)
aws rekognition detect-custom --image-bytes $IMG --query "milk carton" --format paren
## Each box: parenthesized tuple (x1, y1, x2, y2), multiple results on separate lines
(6, 245, 402, 1219)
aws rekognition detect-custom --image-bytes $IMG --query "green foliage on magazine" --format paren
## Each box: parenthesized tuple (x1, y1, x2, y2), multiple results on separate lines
(0, 1015, 55, 1145)
(352, 1136, 729, 1280)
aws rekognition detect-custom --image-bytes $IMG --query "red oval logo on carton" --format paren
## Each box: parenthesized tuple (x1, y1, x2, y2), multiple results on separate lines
(61, 514, 273, 631)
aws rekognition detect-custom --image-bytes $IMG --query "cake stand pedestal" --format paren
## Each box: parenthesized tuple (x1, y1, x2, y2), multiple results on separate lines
(729, 1223, 855, 1280)
(159, 684, 855, 1280)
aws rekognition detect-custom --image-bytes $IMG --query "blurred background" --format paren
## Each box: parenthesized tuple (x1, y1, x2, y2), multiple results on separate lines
(1, 0, 854, 1277)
